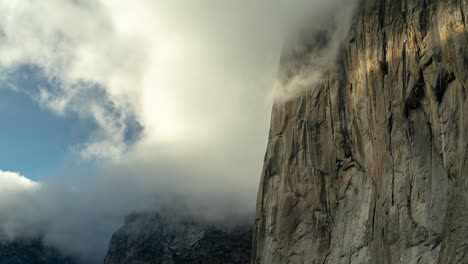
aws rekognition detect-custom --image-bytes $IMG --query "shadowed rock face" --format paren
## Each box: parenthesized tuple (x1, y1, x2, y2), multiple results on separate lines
(104, 212, 252, 264)
(252, 0, 468, 263)
(0, 239, 75, 264)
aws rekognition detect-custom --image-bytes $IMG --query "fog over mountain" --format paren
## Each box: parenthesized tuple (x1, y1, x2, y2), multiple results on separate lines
(0, 1, 358, 262)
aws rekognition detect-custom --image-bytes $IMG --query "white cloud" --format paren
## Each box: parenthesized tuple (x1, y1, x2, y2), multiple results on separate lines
(0, 170, 38, 192)
(0, 1, 281, 260)
(0, 170, 41, 241)
(0, 0, 357, 158)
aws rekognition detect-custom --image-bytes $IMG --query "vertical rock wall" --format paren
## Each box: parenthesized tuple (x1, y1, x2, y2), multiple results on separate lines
(252, 0, 468, 263)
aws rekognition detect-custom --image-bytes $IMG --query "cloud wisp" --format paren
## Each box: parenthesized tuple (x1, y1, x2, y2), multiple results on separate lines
(272, 0, 360, 100)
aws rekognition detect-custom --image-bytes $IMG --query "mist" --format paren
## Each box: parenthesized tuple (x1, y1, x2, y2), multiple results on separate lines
(0, 0, 359, 262)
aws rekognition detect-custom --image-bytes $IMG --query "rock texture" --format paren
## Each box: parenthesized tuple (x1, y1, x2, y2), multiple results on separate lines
(104, 212, 252, 264)
(252, 0, 468, 263)
(0, 239, 76, 264)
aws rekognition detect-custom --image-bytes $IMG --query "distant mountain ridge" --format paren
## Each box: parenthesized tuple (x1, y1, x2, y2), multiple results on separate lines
(0, 239, 76, 264)
(104, 212, 252, 264)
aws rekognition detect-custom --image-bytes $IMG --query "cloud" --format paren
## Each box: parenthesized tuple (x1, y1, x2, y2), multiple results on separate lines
(0, 0, 145, 160)
(0, 0, 278, 159)
(272, 0, 360, 100)
(0, 170, 38, 192)
(0, 0, 359, 262)
(0, 171, 40, 241)
(0, 0, 359, 157)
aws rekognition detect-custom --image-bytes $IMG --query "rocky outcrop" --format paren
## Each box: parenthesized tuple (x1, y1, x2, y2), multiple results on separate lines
(0, 239, 75, 264)
(252, 0, 468, 263)
(104, 212, 252, 264)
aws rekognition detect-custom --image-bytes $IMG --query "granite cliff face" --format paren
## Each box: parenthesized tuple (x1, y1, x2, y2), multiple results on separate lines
(252, 0, 468, 263)
(104, 212, 252, 264)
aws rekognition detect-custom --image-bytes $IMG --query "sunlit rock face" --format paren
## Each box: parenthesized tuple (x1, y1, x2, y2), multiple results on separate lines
(252, 0, 468, 263)
(0, 239, 75, 264)
(104, 212, 252, 264)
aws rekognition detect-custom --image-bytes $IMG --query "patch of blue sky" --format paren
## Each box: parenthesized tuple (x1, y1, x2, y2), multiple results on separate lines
(0, 64, 143, 180)
(0, 65, 98, 180)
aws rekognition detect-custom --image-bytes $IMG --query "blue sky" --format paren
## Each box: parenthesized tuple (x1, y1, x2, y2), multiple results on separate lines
(0, 68, 97, 181)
